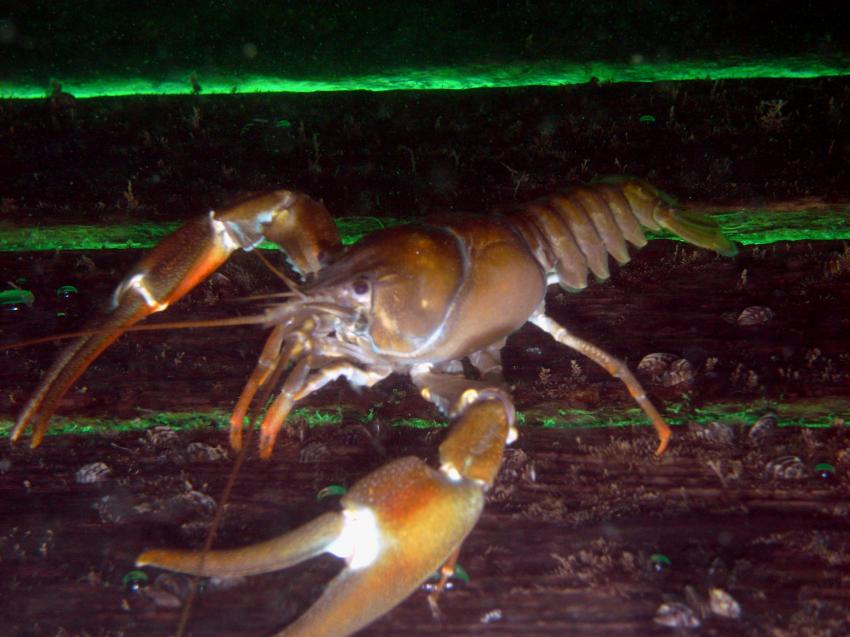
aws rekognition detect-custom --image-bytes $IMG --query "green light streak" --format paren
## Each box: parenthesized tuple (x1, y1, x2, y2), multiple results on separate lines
(645, 207, 850, 246)
(2, 208, 848, 253)
(0, 408, 339, 438)
(1, 399, 845, 439)
(711, 209, 850, 245)
(520, 397, 850, 430)
(391, 417, 448, 430)
(0, 411, 233, 438)
(0, 217, 395, 252)
(2, 56, 849, 99)
(291, 407, 343, 427)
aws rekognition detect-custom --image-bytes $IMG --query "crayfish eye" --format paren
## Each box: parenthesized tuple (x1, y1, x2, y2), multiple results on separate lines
(351, 277, 370, 297)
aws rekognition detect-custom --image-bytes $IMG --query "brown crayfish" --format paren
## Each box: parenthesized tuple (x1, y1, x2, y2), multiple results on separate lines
(11, 176, 736, 636)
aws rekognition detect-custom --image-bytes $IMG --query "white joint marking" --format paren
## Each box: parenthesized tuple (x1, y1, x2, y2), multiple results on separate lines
(326, 506, 381, 570)
(440, 462, 463, 483)
(209, 212, 242, 252)
(124, 273, 168, 312)
(410, 363, 433, 376)
(458, 388, 480, 412)
(210, 208, 275, 253)
(458, 388, 516, 445)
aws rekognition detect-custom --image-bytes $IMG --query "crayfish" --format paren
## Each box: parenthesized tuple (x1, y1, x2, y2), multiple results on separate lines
(11, 177, 735, 636)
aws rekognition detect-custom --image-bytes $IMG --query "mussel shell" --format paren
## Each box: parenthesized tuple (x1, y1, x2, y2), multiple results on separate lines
(765, 455, 808, 480)
(737, 306, 774, 326)
(709, 588, 742, 619)
(748, 412, 778, 441)
(654, 602, 701, 628)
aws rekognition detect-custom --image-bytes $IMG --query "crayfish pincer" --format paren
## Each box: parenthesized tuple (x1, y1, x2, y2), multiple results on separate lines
(13, 177, 735, 636)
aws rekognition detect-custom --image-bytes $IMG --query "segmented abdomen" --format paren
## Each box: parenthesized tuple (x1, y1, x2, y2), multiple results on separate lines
(505, 177, 736, 291)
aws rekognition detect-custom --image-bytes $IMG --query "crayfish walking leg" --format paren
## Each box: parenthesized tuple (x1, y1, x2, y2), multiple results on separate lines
(530, 312, 672, 454)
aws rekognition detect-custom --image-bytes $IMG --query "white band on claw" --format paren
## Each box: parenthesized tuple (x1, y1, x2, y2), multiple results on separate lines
(326, 506, 381, 570)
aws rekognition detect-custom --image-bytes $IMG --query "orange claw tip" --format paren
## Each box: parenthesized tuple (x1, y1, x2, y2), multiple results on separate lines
(228, 424, 244, 452)
(258, 435, 275, 460)
(654, 435, 670, 456)
(135, 549, 172, 568)
(256, 397, 292, 459)
(30, 422, 49, 448)
(11, 419, 46, 448)
(135, 550, 155, 567)
(9, 425, 23, 444)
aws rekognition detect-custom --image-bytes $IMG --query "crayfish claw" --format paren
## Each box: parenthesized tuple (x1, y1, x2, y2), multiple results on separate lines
(12, 294, 154, 448)
(137, 511, 345, 578)
(139, 455, 488, 637)
(14, 191, 341, 451)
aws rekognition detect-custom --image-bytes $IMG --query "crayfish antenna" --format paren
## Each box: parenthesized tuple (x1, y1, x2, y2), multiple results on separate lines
(253, 248, 308, 300)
